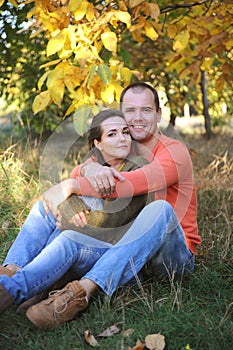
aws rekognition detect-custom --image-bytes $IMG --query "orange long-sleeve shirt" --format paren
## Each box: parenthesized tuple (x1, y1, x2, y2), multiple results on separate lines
(70, 133, 201, 255)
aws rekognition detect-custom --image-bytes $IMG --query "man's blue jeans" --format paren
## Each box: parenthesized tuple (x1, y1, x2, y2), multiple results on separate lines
(1, 200, 194, 304)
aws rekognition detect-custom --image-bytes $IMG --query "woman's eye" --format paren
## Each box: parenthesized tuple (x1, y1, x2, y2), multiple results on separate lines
(123, 130, 130, 135)
(107, 132, 116, 137)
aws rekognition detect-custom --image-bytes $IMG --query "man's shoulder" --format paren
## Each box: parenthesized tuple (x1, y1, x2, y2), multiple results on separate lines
(157, 133, 187, 149)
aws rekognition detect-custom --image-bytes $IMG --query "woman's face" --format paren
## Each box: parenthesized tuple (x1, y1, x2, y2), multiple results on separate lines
(94, 116, 132, 163)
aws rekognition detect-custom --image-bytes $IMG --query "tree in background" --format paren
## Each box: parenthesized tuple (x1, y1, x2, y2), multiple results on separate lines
(0, 0, 232, 138)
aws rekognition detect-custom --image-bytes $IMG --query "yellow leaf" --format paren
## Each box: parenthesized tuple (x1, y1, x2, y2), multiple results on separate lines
(9, 0, 18, 8)
(46, 68, 63, 90)
(225, 38, 233, 50)
(145, 333, 166, 350)
(74, 1, 88, 21)
(73, 105, 90, 136)
(120, 67, 132, 82)
(84, 329, 99, 347)
(38, 71, 50, 91)
(167, 24, 177, 39)
(114, 11, 131, 28)
(144, 24, 158, 41)
(50, 80, 65, 106)
(68, 0, 82, 12)
(66, 26, 77, 50)
(201, 57, 213, 70)
(40, 59, 62, 69)
(129, 0, 144, 7)
(0, 0, 5, 7)
(131, 29, 144, 43)
(86, 3, 95, 21)
(101, 84, 115, 103)
(97, 64, 112, 85)
(101, 31, 117, 52)
(32, 90, 51, 114)
(113, 83, 123, 102)
(173, 31, 190, 52)
(47, 32, 66, 57)
(75, 46, 92, 67)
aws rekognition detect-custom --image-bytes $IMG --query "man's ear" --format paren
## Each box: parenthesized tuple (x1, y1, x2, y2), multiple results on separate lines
(94, 139, 102, 150)
(156, 107, 162, 122)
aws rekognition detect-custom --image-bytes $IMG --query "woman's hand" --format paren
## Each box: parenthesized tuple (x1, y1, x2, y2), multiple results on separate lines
(42, 178, 79, 217)
(56, 209, 90, 229)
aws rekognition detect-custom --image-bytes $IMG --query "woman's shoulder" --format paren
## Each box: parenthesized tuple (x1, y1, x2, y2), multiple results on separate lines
(124, 155, 148, 171)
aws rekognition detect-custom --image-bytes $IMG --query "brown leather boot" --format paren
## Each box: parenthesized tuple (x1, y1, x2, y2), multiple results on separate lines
(0, 265, 15, 277)
(0, 284, 15, 313)
(17, 269, 77, 314)
(26, 281, 88, 330)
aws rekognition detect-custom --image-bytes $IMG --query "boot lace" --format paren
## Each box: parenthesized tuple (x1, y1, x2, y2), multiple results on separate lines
(49, 288, 74, 314)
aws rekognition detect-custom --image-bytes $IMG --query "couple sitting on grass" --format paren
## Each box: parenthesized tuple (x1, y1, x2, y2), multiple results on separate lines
(0, 82, 201, 330)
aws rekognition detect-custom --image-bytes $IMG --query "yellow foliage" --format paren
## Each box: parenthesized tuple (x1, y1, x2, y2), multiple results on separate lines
(114, 10, 131, 28)
(32, 90, 51, 114)
(120, 67, 132, 83)
(144, 23, 158, 41)
(101, 32, 117, 52)
(74, 1, 88, 21)
(167, 24, 177, 39)
(173, 31, 190, 52)
(86, 3, 95, 22)
(101, 84, 115, 104)
(47, 31, 66, 56)
(68, 0, 82, 12)
(21, 0, 231, 117)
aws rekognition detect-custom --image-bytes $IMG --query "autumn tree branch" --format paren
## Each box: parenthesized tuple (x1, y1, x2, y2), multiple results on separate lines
(160, 0, 212, 14)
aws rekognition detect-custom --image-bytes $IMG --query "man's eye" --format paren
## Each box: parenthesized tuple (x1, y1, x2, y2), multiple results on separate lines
(143, 107, 153, 113)
(125, 108, 134, 113)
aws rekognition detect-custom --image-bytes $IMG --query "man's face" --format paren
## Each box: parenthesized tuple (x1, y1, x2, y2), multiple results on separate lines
(121, 88, 161, 143)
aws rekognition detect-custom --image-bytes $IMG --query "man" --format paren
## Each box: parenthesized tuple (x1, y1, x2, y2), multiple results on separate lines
(2, 82, 202, 329)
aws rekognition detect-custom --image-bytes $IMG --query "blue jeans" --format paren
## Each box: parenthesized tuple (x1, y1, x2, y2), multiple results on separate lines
(0, 200, 194, 304)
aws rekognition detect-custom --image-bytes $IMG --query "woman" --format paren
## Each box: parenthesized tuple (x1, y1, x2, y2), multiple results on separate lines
(0, 109, 152, 318)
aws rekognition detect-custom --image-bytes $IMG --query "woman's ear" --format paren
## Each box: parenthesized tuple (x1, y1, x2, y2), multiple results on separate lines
(94, 139, 102, 151)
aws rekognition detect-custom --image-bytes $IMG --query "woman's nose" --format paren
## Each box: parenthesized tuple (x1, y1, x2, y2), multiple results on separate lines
(118, 133, 127, 141)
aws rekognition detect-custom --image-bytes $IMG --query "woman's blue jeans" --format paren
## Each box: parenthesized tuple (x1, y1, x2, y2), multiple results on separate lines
(0, 200, 194, 304)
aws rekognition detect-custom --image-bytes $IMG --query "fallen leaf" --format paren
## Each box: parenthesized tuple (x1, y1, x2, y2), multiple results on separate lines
(84, 330, 100, 347)
(132, 339, 146, 349)
(145, 333, 165, 350)
(123, 328, 135, 337)
(2, 220, 10, 230)
(97, 324, 120, 337)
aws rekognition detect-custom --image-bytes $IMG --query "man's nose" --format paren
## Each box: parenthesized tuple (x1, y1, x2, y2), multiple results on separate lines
(134, 108, 143, 119)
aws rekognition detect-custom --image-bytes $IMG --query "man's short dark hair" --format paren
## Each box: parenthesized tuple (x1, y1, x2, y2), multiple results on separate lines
(120, 82, 160, 112)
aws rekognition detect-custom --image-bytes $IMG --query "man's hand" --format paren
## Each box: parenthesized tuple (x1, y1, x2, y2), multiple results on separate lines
(81, 162, 125, 195)
(42, 178, 79, 217)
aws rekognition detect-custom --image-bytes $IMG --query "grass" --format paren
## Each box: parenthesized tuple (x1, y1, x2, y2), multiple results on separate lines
(0, 128, 232, 350)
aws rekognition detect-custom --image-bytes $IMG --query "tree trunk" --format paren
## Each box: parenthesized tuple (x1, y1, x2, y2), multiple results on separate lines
(200, 69, 212, 139)
(169, 113, 176, 126)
